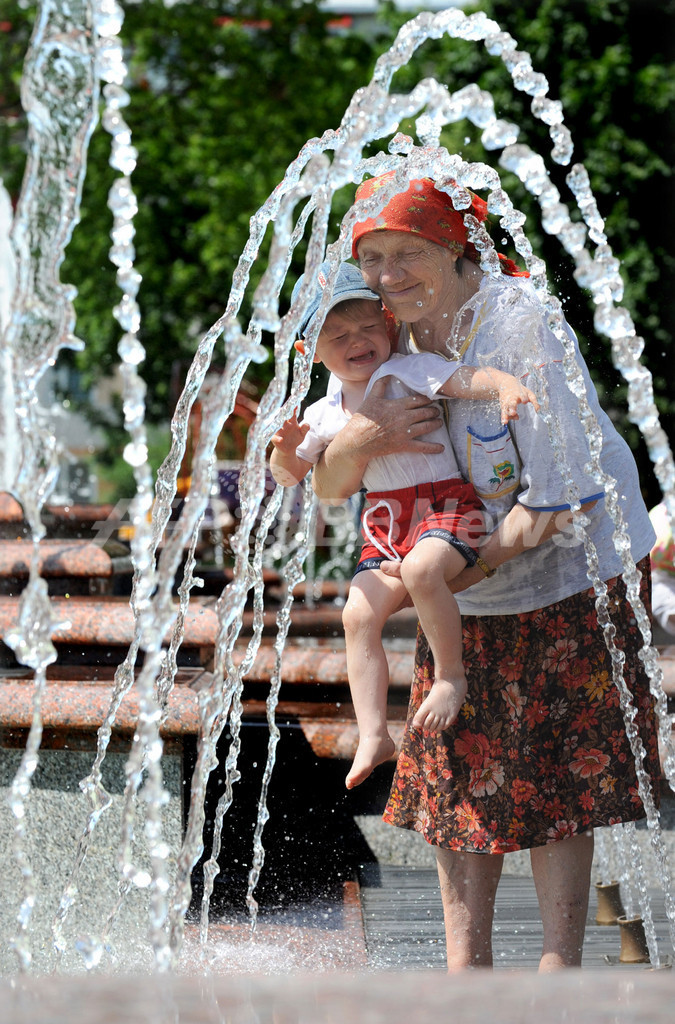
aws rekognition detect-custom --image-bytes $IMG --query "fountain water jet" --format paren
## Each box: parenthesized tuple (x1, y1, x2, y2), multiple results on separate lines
(0, 0, 674, 986)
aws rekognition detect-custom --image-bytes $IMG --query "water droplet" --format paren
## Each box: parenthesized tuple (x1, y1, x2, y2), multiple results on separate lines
(113, 296, 140, 333)
(102, 82, 130, 109)
(481, 120, 519, 151)
(541, 204, 570, 236)
(123, 442, 148, 467)
(110, 141, 138, 175)
(95, 0, 124, 38)
(108, 177, 137, 219)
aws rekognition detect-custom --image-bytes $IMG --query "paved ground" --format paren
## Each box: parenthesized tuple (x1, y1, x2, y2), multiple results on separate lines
(351, 781, 675, 971)
(190, 783, 675, 976)
(358, 865, 674, 971)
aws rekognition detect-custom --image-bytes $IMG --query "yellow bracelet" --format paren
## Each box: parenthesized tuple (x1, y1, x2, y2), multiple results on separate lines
(475, 555, 496, 578)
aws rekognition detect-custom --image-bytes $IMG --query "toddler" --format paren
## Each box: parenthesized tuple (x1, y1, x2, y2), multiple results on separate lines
(271, 262, 538, 788)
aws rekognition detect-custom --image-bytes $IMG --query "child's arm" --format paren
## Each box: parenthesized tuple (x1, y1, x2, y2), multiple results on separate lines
(270, 413, 312, 486)
(438, 365, 540, 425)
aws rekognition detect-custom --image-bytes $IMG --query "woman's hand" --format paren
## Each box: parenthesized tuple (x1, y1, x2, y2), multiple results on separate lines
(312, 377, 445, 502)
(349, 376, 445, 457)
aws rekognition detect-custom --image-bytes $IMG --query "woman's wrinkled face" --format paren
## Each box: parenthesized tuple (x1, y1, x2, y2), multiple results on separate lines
(356, 230, 458, 325)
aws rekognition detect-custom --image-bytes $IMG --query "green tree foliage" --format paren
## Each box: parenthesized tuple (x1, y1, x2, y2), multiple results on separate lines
(2, 1, 384, 420)
(0, 0, 672, 501)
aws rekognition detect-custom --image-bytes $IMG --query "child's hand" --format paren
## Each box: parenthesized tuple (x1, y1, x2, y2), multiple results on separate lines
(498, 381, 540, 424)
(271, 413, 310, 453)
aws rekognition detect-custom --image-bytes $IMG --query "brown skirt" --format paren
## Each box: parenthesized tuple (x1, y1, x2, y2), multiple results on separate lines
(383, 558, 661, 852)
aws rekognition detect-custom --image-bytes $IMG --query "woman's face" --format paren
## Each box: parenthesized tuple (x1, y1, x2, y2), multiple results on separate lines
(356, 230, 459, 326)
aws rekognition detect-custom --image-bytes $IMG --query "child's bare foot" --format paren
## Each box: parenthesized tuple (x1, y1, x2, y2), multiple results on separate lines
(345, 734, 396, 789)
(412, 676, 467, 732)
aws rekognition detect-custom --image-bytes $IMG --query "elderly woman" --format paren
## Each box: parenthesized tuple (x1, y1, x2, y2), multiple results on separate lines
(312, 173, 660, 972)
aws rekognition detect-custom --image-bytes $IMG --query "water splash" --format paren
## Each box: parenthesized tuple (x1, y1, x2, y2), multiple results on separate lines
(94, 0, 177, 971)
(165, 12, 673, 971)
(1, 0, 99, 970)
(308, 499, 360, 598)
(51, 0, 176, 972)
(244, 483, 318, 928)
(4, 2, 675, 973)
(0, 183, 18, 492)
(195, 486, 293, 950)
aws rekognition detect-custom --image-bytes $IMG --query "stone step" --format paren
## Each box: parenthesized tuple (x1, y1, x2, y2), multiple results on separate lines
(0, 539, 113, 579)
(0, 494, 24, 524)
(0, 594, 219, 651)
(230, 642, 413, 690)
(0, 494, 117, 538)
(0, 674, 406, 755)
(0, 593, 416, 659)
(0, 676, 202, 737)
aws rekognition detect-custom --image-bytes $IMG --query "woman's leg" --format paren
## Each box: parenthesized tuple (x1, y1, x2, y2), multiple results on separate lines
(342, 569, 409, 789)
(400, 537, 469, 730)
(530, 831, 594, 971)
(436, 847, 504, 970)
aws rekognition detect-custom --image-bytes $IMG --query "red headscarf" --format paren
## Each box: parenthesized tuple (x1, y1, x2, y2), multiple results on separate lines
(351, 173, 528, 277)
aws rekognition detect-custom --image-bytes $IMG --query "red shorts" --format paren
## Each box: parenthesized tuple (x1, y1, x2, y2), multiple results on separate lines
(355, 477, 484, 575)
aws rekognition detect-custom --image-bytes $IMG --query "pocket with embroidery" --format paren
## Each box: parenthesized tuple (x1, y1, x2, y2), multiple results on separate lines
(466, 424, 521, 502)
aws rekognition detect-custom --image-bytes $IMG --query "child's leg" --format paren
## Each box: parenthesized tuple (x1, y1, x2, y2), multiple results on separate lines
(342, 568, 409, 789)
(399, 538, 469, 731)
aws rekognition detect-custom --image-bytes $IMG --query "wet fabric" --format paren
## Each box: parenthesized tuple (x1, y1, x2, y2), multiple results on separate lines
(398, 276, 656, 616)
(384, 558, 661, 853)
(297, 352, 464, 492)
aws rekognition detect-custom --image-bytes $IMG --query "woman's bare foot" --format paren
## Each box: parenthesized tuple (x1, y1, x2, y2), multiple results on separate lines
(345, 733, 396, 789)
(412, 676, 467, 732)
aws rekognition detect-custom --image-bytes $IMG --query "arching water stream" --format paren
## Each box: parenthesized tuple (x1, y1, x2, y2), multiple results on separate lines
(1, 0, 674, 977)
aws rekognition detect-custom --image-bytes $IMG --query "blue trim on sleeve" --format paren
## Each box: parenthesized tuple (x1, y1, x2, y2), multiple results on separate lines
(519, 491, 605, 512)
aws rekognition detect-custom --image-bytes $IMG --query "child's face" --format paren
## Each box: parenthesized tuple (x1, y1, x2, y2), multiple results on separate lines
(312, 300, 390, 384)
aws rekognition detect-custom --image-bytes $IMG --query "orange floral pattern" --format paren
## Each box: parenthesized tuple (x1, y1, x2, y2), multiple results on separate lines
(384, 558, 661, 853)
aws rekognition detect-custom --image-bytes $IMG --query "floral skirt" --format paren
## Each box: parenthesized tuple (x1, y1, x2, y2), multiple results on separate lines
(384, 558, 661, 853)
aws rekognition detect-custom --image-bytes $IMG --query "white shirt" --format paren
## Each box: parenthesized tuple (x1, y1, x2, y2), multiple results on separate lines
(296, 352, 463, 492)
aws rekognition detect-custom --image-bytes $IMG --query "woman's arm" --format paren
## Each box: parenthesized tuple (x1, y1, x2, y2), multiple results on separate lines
(439, 365, 539, 425)
(312, 377, 444, 502)
(445, 500, 597, 592)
